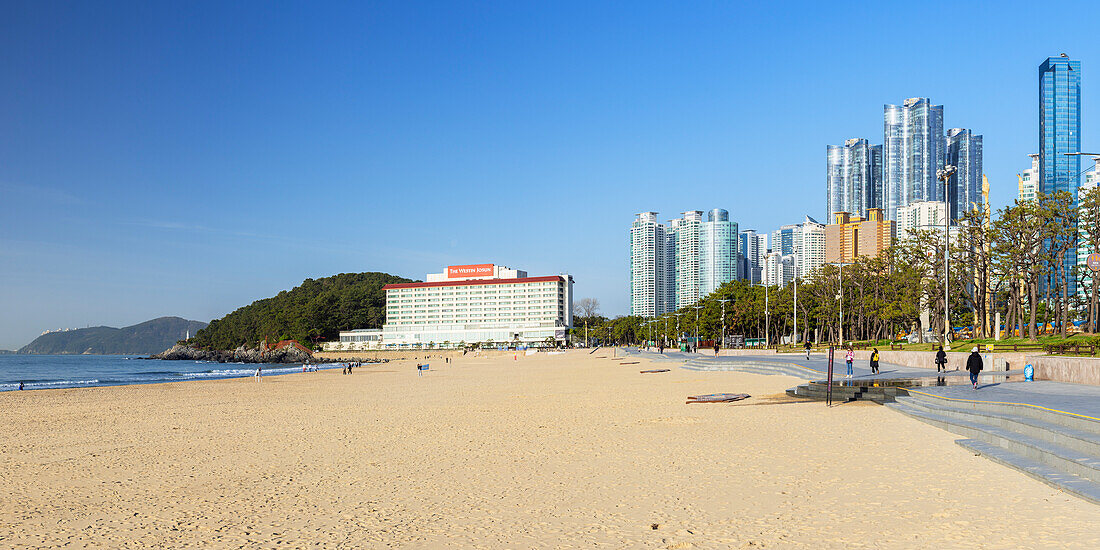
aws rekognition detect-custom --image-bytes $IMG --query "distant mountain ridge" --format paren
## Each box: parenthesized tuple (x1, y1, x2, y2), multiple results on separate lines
(18, 317, 208, 355)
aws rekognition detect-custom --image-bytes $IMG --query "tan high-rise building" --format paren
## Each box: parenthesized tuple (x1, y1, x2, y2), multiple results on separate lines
(825, 208, 895, 264)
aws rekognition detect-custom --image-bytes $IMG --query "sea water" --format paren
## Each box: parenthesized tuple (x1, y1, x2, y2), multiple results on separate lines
(0, 354, 344, 392)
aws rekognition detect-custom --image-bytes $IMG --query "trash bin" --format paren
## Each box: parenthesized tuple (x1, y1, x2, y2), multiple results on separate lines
(1024, 363, 1034, 382)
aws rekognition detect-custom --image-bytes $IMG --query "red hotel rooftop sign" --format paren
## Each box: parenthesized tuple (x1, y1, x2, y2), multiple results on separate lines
(447, 264, 494, 278)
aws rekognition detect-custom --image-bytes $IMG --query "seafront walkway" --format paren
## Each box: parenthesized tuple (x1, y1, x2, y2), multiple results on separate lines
(625, 348, 1100, 505)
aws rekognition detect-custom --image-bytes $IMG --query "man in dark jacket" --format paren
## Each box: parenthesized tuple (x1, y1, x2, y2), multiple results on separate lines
(935, 346, 947, 372)
(966, 347, 983, 390)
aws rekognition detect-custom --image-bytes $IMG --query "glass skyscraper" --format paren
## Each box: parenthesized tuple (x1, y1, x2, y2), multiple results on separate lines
(699, 209, 740, 296)
(1039, 55, 1082, 294)
(739, 229, 766, 285)
(826, 138, 883, 221)
(883, 98, 944, 221)
(945, 128, 983, 221)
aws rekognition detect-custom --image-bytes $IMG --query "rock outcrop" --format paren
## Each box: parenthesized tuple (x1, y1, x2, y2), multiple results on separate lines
(149, 343, 314, 364)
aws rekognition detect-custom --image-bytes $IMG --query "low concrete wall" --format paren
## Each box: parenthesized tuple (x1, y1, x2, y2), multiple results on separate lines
(833, 350, 1035, 372)
(1031, 356, 1100, 386)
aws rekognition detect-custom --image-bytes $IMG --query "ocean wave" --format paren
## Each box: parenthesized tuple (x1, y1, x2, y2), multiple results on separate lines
(0, 379, 100, 390)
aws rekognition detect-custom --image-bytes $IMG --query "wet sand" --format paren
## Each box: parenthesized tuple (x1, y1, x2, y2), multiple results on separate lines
(2, 350, 1098, 548)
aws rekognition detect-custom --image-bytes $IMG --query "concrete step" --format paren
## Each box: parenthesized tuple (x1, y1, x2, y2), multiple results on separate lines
(886, 400, 1100, 485)
(895, 396, 1100, 459)
(955, 439, 1100, 506)
(901, 390, 1100, 436)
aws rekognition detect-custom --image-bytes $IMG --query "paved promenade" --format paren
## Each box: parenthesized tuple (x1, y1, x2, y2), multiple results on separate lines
(631, 348, 1100, 421)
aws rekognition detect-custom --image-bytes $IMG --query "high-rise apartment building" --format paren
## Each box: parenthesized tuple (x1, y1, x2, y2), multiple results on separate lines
(632, 209, 741, 314)
(671, 211, 704, 308)
(827, 138, 883, 221)
(630, 212, 674, 317)
(740, 230, 767, 285)
(1076, 158, 1100, 300)
(699, 209, 740, 296)
(945, 128, 983, 221)
(883, 98, 945, 221)
(1018, 153, 1040, 202)
(763, 252, 795, 287)
(896, 200, 948, 242)
(1040, 55, 1083, 294)
(798, 216, 827, 278)
(771, 225, 798, 257)
(825, 209, 895, 264)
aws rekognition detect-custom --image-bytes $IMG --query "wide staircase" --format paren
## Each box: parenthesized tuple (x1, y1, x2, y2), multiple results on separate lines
(786, 381, 905, 404)
(886, 391, 1100, 504)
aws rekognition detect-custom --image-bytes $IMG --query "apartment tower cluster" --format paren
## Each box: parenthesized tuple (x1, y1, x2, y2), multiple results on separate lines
(827, 98, 983, 225)
(630, 210, 739, 316)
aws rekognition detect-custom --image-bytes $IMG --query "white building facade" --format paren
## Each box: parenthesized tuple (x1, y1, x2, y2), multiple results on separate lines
(630, 212, 674, 317)
(1018, 153, 1039, 203)
(330, 264, 573, 350)
(671, 211, 704, 308)
(797, 216, 826, 279)
(1077, 158, 1100, 299)
(896, 200, 948, 242)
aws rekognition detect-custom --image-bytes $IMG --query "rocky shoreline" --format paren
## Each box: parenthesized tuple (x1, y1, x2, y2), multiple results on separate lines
(148, 344, 316, 364)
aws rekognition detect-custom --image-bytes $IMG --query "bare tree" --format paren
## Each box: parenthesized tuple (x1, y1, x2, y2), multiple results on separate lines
(574, 298, 601, 319)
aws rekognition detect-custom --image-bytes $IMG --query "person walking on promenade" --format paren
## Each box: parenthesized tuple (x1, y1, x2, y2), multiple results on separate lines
(804, 341, 812, 361)
(870, 348, 880, 374)
(844, 346, 854, 378)
(713, 341, 720, 357)
(935, 346, 947, 372)
(966, 347, 983, 390)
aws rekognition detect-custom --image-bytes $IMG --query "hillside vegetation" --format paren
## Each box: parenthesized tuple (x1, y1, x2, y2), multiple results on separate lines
(18, 317, 208, 355)
(187, 272, 414, 350)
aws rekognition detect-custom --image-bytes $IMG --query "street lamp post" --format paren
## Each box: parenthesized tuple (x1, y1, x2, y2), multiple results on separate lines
(765, 284, 770, 348)
(937, 164, 957, 348)
(793, 252, 799, 344)
(829, 262, 851, 345)
(693, 304, 703, 352)
(717, 298, 730, 348)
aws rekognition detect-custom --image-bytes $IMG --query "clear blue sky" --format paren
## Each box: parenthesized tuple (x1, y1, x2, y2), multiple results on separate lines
(2, 1, 1098, 349)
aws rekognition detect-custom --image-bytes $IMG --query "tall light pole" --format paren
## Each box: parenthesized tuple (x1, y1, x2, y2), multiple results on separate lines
(792, 252, 799, 344)
(765, 283, 770, 348)
(717, 298, 730, 348)
(937, 164, 957, 349)
(830, 262, 851, 345)
(693, 304, 703, 351)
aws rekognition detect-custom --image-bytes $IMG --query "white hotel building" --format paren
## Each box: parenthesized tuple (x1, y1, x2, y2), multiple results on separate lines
(328, 264, 574, 350)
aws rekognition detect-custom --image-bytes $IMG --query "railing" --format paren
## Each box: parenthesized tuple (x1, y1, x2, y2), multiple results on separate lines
(1046, 343, 1098, 356)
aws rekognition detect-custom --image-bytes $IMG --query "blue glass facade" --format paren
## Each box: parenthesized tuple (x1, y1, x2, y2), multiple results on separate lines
(945, 128, 983, 221)
(826, 138, 883, 221)
(1039, 55, 1082, 294)
(883, 98, 944, 221)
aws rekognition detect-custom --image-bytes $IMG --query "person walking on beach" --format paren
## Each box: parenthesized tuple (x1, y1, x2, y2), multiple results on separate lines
(966, 347, 983, 390)
(416, 363, 423, 377)
(18, 381, 24, 390)
(804, 341, 812, 360)
(844, 346, 854, 378)
(935, 346, 947, 372)
(870, 348, 880, 374)
(254, 366, 262, 382)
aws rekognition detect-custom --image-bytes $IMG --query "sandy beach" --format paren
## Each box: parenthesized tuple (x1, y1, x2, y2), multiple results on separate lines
(2, 350, 1099, 548)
